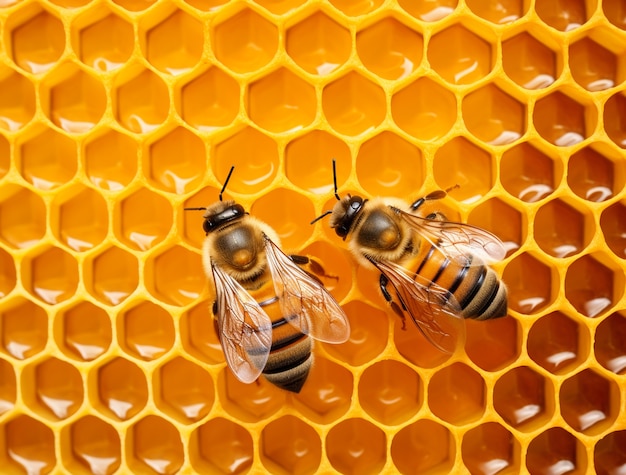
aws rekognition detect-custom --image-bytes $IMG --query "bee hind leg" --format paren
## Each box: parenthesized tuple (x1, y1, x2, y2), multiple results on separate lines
(379, 274, 407, 329)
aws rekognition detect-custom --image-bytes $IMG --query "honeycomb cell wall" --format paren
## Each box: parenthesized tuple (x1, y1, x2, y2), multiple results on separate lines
(1, 1, 626, 474)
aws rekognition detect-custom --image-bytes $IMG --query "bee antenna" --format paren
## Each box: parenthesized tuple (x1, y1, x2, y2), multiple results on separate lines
(332, 158, 340, 201)
(219, 165, 235, 202)
(184, 207, 207, 211)
(310, 210, 333, 225)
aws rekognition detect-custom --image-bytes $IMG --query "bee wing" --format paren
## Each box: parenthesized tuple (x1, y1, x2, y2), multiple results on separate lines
(211, 263, 273, 383)
(397, 209, 507, 264)
(263, 235, 350, 344)
(373, 258, 465, 354)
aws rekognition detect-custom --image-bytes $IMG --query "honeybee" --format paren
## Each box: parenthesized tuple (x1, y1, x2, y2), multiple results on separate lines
(312, 160, 508, 353)
(186, 167, 350, 393)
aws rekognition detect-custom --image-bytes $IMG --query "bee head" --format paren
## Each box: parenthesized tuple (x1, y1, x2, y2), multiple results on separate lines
(330, 195, 367, 240)
(200, 201, 246, 235)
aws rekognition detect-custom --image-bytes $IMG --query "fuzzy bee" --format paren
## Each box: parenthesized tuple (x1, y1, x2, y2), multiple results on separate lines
(312, 160, 507, 353)
(187, 167, 350, 392)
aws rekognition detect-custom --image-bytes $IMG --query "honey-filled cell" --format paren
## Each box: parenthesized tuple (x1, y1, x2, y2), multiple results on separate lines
(286, 11, 350, 76)
(428, 363, 486, 425)
(526, 427, 587, 475)
(533, 91, 592, 147)
(26, 246, 79, 305)
(117, 188, 171, 251)
(359, 360, 421, 425)
(119, 301, 175, 360)
(326, 418, 386, 474)
(76, 12, 134, 72)
(534, 198, 593, 258)
(466, 0, 527, 24)
(62, 415, 121, 475)
(95, 357, 148, 420)
(595, 430, 626, 475)
(604, 0, 626, 30)
(0, 248, 16, 299)
(0, 67, 36, 132)
(502, 32, 558, 89)
(569, 37, 619, 92)
(190, 417, 253, 474)
(356, 131, 425, 199)
(604, 92, 626, 148)
(57, 301, 112, 362)
(2, 415, 56, 475)
(85, 246, 139, 306)
(84, 129, 138, 191)
(502, 252, 556, 315)
(260, 415, 321, 475)
(0, 358, 16, 415)
(467, 197, 525, 256)
(128, 415, 184, 474)
(465, 317, 520, 372)
(594, 312, 626, 375)
(391, 419, 455, 473)
(391, 77, 456, 141)
(535, 0, 591, 32)
(28, 357, 84, 420)
(568, 145, 623, 203)
(0, 185, 46, 249)
(398, 0, 457, 21)
(462, 422, 520, 474)
(1, 299, 48, 360)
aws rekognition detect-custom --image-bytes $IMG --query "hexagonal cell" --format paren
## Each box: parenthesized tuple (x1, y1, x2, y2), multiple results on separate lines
(1, 299, 47, 360)
(250, 188, 314, 251)
(468, 198, 524, 256)
(466, 0, 527, 23)
(119, 301, 175, 360)
(392, 420, 454, 473)
(3, 415, 55, 474)
(0, 358, 16, 415)
(534, 91, 592, 146)
(463, 84, 525, 145)
(57, 301, 111, 361)
(20, 126, 77, 190)
(536, 0, 589, 31)
(604, 92, 626, 148)
(219, 367, 284, 421)
(112, 0, 157, 11)
(285, 130, 350, 194)
(0, 68, 36, 131)
(292, 356, 353, 424)
(114, 68, 169, 133)
(156, 356, 214, 423)
(43, 66, 106, 133)
(502, 252, 555, 314)
(179, 66, 240, 132)
(213, 8, 278, 74)
(85, 129, 138, 191)
(358, 360, 421, 425)
(391, 77, 456, 141)
(299, 240, 352, 302)
(327, 418, 386, 474)
(86, 246, 138, 306)
(356, 17, 423, 80)
(428, 363, 485, 425)
(528, 311, 588, 374)
(78, 13, 134, 72)
(190, 418, 253, 474)
(501, 142, 559, 202)
(527, 427, 587, 475)
(0, 186, 46, 249)
(27, 246, 78, 305)
(146, 245, 204, 306)
(535, 198, 593, 258)
(247, 68, 316, 133)
(465, 317, 520, 372)
(595, 431, 626, 475)
(560, 368, 619, 434)
(429, 24, 492, 84)
(0, 249, 15, 299)
(433, 136, 493, 202)
(462, 423, 519, 475)
(569, 146, 623, 202)
(213, 127, 279, 195)
(356, 131, 424, 198)
(398, 0, 457, 21)
(565, 254, 623, 318)
(286, 12, 350, 76)
(25, 357, 84, 419)
(96, 357, 148, 420)
(117, 188, 171, 251)
(144, 10, 203, 75)
(180, 302, 224, 364)
(394, 313, 453, 369)
(260, 415, 321, 474)
(604, 0, 626, 30)
(10, 9, 65, 74)
(147, 126, 206, 194)
(128, 415, 184, 474)
(64, 415, 121, 475)
(502, 32, 558, 89)
(570, 37, 618, 91)
(323, 71, 386, 136)
(595, 312, 626, 374)
(53, 187, 108, 252)
(493, 366, 553, 430)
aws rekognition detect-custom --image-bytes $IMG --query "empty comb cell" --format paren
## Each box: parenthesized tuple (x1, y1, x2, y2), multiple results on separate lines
(0, 1, 625, 473)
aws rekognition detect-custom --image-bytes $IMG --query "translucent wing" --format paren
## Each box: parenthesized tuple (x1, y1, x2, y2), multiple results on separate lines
(264, 235, 350, 343)
(211, 263, 273, 383)
(396, 208, 506, 264)
(372, 258, 465, 354)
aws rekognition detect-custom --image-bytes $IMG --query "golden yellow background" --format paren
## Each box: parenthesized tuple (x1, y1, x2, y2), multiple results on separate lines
(0, 0, 625, 473)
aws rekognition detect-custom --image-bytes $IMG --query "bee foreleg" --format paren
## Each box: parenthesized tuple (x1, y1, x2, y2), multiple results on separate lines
(379, 274, 407, 328)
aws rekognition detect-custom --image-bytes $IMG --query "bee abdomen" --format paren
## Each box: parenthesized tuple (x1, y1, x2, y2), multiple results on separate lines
(263, 337, 312, 393)
(454, 265, 508, 320)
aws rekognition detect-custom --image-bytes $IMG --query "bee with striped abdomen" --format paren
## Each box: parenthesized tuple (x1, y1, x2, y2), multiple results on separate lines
(187, 167, 350, 393)
(312, 160, 507, 354)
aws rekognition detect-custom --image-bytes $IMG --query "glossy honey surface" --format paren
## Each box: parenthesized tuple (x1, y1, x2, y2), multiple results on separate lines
(0, 0, 625, 474)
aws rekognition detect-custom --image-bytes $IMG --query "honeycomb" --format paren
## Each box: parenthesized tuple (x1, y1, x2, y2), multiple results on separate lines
(0, 0, 625, 473)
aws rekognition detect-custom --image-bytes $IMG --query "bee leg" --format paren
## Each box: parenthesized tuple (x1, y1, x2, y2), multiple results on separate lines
(291, 254, 339, 281)
(380, 274, 407, 329)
